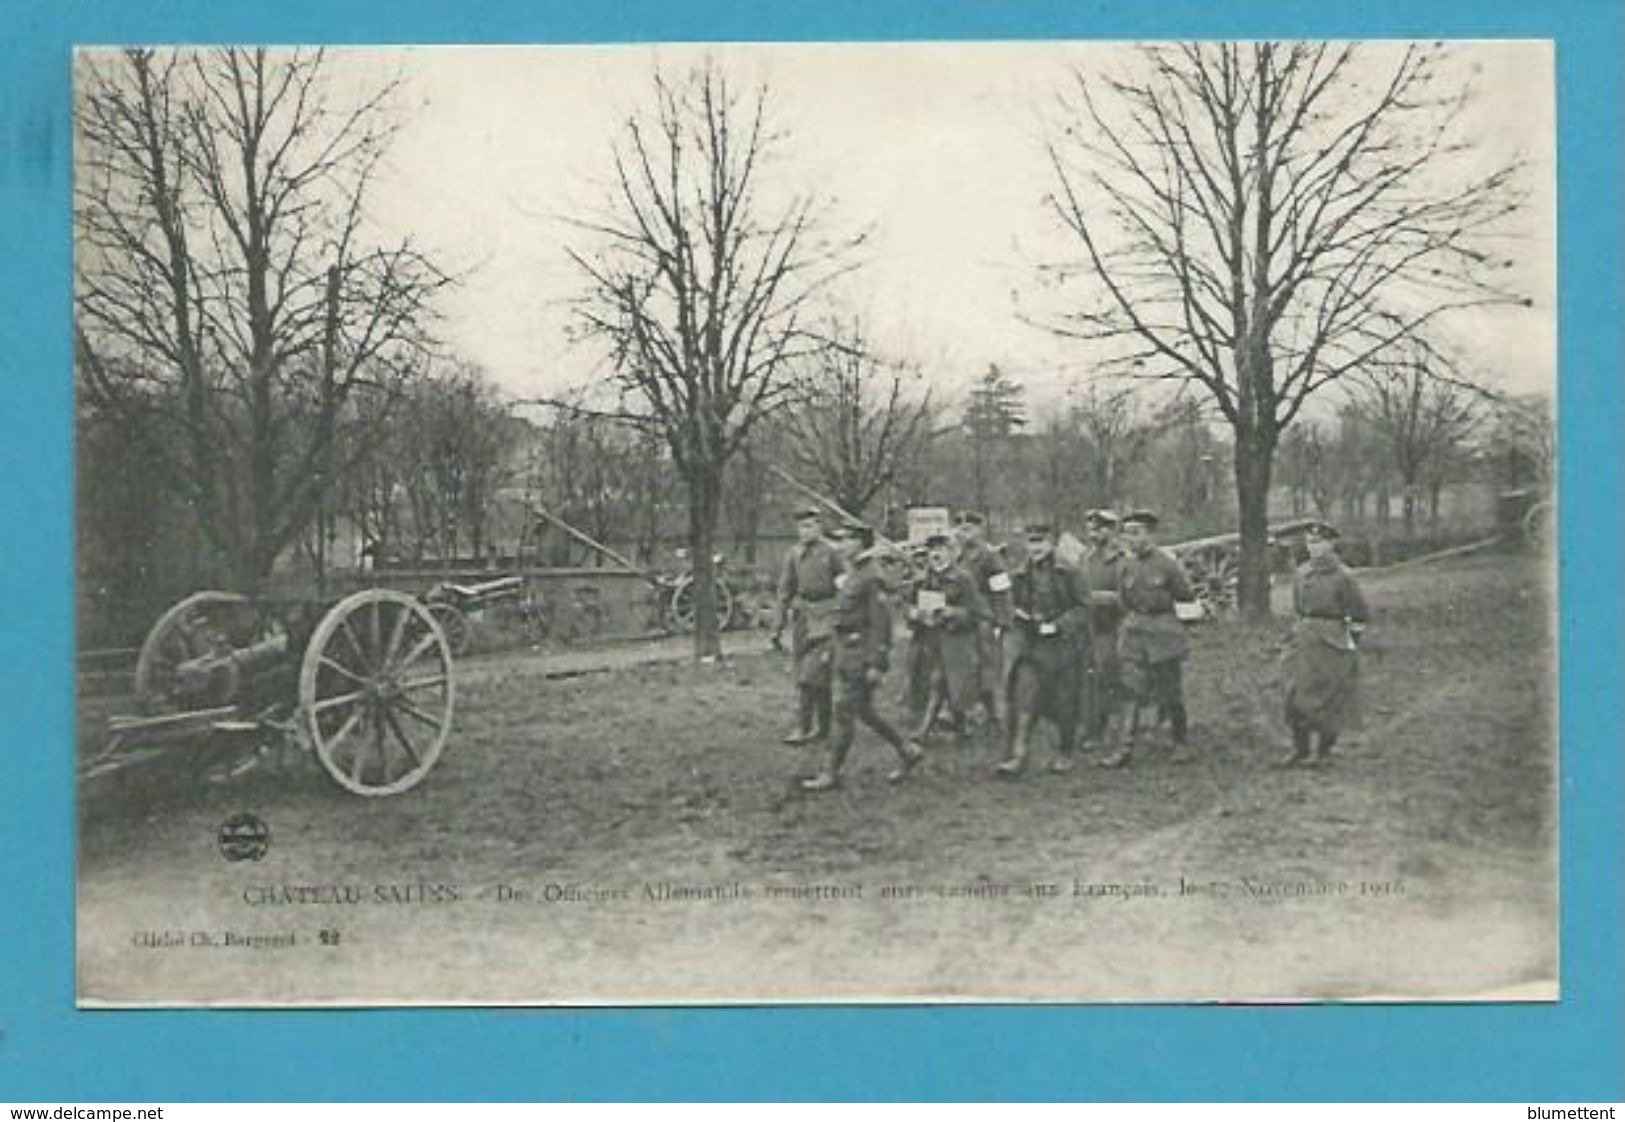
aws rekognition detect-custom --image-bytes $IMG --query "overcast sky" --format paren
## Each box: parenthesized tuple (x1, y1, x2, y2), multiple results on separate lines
(338, 41, 1555, 415)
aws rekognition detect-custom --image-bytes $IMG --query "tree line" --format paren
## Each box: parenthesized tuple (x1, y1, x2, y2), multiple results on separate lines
(77, 45, 1544, 654)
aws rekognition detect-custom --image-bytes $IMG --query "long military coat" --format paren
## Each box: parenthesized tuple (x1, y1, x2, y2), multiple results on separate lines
(1286, 555, 1371, 734)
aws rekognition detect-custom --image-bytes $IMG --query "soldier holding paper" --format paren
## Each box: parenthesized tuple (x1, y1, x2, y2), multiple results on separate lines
(997, 524, 1090, 776)
(905, 533, 985, 743)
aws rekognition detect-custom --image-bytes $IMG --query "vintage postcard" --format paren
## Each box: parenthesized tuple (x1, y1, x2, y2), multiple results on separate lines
(74, 40, 1556, 1005)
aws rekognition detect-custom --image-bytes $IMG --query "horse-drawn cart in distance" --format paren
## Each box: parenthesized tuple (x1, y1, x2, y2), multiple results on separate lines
(83, 588, 456, 796)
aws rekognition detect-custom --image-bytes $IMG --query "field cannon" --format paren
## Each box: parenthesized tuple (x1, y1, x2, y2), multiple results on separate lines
(1166, 519, 1321, 619)
(422, 574, 547, 656)
(521, 503, 738, 634)
(84, 588, 456, 796)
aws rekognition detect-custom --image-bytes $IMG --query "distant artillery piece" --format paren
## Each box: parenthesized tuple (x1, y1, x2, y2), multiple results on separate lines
(521, 503, 738, 635)
(1165, 519, 1322, 620)
(86, 589, 456, 796)
(421, 574, 547, 657)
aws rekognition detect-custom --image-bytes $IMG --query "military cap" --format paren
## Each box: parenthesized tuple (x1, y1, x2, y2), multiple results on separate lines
(1303, 520, 1341, 541)
(1120, 509, 1160, 529)
(793, 506, 823, 523)
(1084, 509, 1121, 529)
(952, 510, 986, 527)
(1022, 523, 1056, 539)
(924, 532, 953, 548)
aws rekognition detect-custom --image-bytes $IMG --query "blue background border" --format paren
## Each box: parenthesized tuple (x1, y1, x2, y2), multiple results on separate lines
(2, 0, 1619, 1102)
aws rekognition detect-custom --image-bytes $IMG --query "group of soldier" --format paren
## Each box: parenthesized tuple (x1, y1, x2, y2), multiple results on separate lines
(772, 505, 1370, 792)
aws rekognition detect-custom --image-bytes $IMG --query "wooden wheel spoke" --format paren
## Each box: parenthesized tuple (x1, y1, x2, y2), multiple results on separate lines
(395, 696, 445, 730)
(397, 674, 448, 694)
(318, 655, 368, 686)
(312, 689, 367, 714)
(338, 615, 372, 673)
(395, 630, 443, 673)
(369, 598, 383, 671)
(324, 706, 364, 758)
(382, 708, 424, 768)
(349, 709, 374, 785)
(380, 602, 412, 671)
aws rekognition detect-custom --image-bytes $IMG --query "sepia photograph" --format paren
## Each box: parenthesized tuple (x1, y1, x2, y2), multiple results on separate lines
(73, 40, 1557, 1006)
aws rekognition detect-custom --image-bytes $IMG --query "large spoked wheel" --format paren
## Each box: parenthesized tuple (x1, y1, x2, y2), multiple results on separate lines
(1179, 546, 1241, 619)
(134, 591, 267, 714)
(666, 573, 734, 633)
(299, 589, 455, 797)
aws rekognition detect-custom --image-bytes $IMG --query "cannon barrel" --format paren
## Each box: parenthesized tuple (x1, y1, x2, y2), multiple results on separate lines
(170, 632, 291, 702)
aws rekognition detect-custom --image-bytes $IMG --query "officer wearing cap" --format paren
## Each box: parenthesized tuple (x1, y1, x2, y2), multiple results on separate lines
(774, 506, 844, 745)
(998, 523, 1089, 775)
(1282, 520, 1370, 767)
(801, 522, 925, 791)
(953, 510, 1013, 740)
(905, 531, 984, 744)
(1102, 509, 1198, 767)
(1080, 509, 1127, 753)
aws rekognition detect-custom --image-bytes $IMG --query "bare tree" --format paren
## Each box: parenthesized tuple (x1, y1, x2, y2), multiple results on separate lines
(1040, 43, 1525, 618)
(783, 322, 935, 517)
(1067, 381, 1182, 512)
(76, 48, 452, 590)
(1346, 339, 1480, 534)
(566, 61, 859, 657)
(1486, 392, 1555, 491)
(1277, 419, 1334, 518)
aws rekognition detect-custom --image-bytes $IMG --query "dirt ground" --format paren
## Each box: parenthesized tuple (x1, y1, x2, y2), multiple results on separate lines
(77, 551, 1556, 1005)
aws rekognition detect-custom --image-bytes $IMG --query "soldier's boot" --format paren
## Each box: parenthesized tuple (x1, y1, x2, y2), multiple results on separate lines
(996, 714, 1032, 776)
(1167, 704, 1196, 763)
(887, 737, 927, 784)
(1099, 709, 1137, 768)
(802, 739, 849, 792)
(1277, 722, 1311, 767)
(911, 694, 943, 743)
(1048, 719, 1080, 773)
(782, 688, 818, 745)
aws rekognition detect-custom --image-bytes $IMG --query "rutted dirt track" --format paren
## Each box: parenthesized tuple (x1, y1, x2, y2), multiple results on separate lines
(78, 553, 1556, 1004)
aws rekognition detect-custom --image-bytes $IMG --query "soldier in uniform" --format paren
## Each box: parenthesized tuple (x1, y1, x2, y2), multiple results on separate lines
(998, 524, 1090, 776)
(773, 507, 844, 745)
(1102, 509, 1198, 767)
(1079, 509, 1127, 753)
(1281, 521, 1371, 767)
(905, 533, 984, 743)
(801, 523, 926, 792)
(953, 510, 1013, 739)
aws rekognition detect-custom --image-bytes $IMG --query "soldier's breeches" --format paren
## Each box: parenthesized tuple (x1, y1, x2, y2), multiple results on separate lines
(831, 671, 904, 762)
(1124, 655, 1184, 709)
